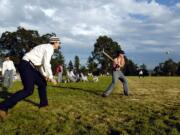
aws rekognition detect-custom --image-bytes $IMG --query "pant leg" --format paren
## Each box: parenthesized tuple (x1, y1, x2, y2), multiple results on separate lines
(69, 76, 77, 82)
(119, 71, 129, 96)
(58, 72, 62, 82)
(58, 72, 60, 82)
(60, 72, 63, 82)
(0, 60, 35, 111)
(34, 71, 48, 107)
(103, 71, 119, 96)
(8, 70, 14, 88)
(3, 70, 9, 88)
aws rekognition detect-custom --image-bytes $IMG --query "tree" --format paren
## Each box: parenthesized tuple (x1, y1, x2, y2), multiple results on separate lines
(80, 66, 88, 75)
(0, 27, 56, 64)
(91, 35, 121, 74)
(153, 59, 177, 76)
(162, 59, 177, 76)
(153, 63, 166, 76)
(51, 50, 65, 75)
(123, 58, 138, 76)
(0, 27, 65, 75)
(68, 60, 73, 71)
(89, 35, 138, 75)
(176, 62, 180, 76)
(74, 56, 80, 73)
(87, 56, 98, 74)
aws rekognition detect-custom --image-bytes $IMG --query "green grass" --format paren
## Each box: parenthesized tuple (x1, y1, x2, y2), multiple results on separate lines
(0, 77, 180, 135)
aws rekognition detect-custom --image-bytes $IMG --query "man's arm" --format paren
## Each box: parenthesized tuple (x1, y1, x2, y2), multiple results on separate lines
(43, 49, 53, 80)
(2, 62, 6, 76)
(11, 61, 16, 73)
(43, 49, 57, 84)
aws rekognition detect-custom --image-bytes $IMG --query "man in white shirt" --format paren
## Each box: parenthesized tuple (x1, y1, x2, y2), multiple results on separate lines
(80, 72, 88, 82)
(139, 70, 144, 78)
(0, 37, 60, 119)
(67, 70, 78, 82)
(2, 56, 16, 89)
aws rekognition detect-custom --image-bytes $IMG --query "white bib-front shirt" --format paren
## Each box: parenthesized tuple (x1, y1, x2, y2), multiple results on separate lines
(23, 44, 54, 79)
(2, 60, 16, 76)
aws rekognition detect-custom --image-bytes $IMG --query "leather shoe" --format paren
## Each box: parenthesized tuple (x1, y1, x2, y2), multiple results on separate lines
(0, 109, 7, 120)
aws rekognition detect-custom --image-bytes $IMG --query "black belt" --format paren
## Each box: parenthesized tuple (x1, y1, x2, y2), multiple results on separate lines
(5, 69, 13, 71)
(113, 67, 121, 71)
(24, 60, 46, 82)
(28, 61, 41, 71)
(29, 61, 36, 68)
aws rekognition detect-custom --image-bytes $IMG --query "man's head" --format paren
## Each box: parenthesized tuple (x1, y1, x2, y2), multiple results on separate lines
(116, 50, 125, 57)
(50, 37, 61, 50)
(5, 55, 10, 61)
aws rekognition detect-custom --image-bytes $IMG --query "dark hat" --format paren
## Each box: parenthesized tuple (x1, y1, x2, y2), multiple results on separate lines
(5, 53, 11, 58)
(116, 49, 125, 54)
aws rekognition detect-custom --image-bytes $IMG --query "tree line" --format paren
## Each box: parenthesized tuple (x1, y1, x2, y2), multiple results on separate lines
(0, 27, 179, 76)
(153, 59, 180, 76)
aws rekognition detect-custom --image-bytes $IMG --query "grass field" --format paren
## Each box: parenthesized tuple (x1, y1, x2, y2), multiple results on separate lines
(0, 77, 180, 135)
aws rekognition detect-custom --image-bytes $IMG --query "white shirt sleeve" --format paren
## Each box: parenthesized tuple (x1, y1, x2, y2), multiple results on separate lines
(11, 61, 16, 73)
(39, 66, 47, 77)
(2, 62, 6, 76)
(43, 49, 54, 80)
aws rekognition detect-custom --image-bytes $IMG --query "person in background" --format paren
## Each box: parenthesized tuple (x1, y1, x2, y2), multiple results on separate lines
(139, 70, 144, 78)
(56, 64, 63, 83)
(2, 55, 16, 90)
(102, 50, 129, 97)
(67, 70, 78, 82)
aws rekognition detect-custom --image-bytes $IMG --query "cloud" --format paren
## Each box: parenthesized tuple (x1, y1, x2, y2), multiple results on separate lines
(19, 22, 39, 30)
(140, 40, 160, 45)
(41, 8, 57, 17)
(176, 2, 180, 8)
(0, 0, 179, 68)
(71, 23, 110, 36)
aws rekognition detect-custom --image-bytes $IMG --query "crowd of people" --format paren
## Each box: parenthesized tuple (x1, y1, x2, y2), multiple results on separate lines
(54, 63, 99, 83)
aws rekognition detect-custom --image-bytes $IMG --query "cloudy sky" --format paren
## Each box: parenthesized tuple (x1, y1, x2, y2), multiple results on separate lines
(0, 0, 180, 69)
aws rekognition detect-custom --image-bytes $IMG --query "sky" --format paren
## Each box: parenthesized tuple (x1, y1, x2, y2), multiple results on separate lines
(0, 0, 180, 69)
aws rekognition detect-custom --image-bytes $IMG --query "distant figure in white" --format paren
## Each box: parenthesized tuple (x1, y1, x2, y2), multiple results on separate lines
(93, 76, 99, 82)
(139, 70, 144, 78)
(67, 70, 77, 82)
(106, 72, 110, 76)
(80, 72, 88, 82)
(2, 55, 16, 89)
(88, 73, 93, 77)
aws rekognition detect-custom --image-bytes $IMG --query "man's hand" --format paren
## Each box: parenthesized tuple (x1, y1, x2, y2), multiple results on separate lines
(50, 78, 57, 85)
(44, 76, 50, 81)
(43, 76, 57, 85)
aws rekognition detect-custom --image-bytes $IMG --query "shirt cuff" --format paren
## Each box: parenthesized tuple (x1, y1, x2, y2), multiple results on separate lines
(49, 75, 54, 80)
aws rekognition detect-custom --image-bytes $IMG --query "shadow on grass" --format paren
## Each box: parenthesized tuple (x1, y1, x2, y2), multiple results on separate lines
(0, 87, 39, 107)
(51, 85, 102, 96)
(109, 129, 121, 135)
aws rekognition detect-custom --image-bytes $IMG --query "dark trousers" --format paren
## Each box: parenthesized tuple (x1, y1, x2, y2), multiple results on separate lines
(0, 60, 48, 111)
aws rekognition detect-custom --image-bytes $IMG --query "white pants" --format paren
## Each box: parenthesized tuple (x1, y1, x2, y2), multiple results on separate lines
(58, 72, 63, 82)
